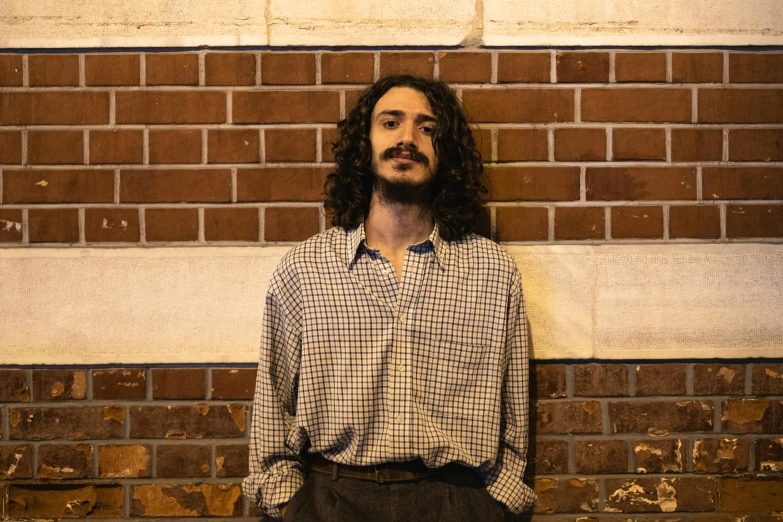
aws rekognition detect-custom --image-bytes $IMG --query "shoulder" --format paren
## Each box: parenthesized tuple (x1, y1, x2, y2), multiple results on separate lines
(273, 227, 348, 283)
(449, 233, 523, 292)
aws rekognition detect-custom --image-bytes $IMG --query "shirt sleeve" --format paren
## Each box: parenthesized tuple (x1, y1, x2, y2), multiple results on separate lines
(241, 267, 306, 519)
(476, 268, 539, 514)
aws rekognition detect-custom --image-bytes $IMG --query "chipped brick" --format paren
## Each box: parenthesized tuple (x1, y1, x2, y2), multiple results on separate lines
(605, 477, 716, 513)
(32, 370, 87, 401)
(752, 363, 783, 395)
(37, 443, 93, 479)
(211, 368, 257, 400)
(576, 440, 628, 474)
(693, 438, 749, 473)
(130, 404, 246, 439)
(610, 401, 714, 435)
(130, 483, 243, 517)
(216, 444, 250, 477)
(537, 401, 603, 434)
(8, 484, 124, 518)
(9, 406, 124, 440)
(633, 439, 685, 473)
(534, 364, 567, 399)
(722, 398, 783, 433)
(532, 440, 569, 474)
(756, 438, 783, 472)
(0, 369, 30, 402)
(635, 364, 687, 396)
(693, 364, 746, 395)
(718, 477, 783, 511)
(156, 444, 211, 477)
(534, 478, 599, 514)
(92, 368, 147, 400)
(574, 364, 629, 397)
(98, 444, 151, 478)
(0, 444, 32, 479)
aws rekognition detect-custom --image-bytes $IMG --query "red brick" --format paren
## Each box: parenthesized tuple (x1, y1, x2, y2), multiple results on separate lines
(669, 205, 721, 239)
(605, 477, 716, 512)
(672, 53, 724, 83)
(497, 129, 549, 161)
(472, 127, 492, 161)
(556, 52, 610, 83)
(718, 477, 783, 511)
(533, 364, 567, 399)
(693, 364, 746, 395)
(611, 206, 663, 239)
(613, 128, 666, 161)
(609, 400, 714, 434)
(215, 444, 249, 477)
(116, 91, 226, 124)
(730, 53, 783, 83)
(129, 404, 246, 439)
(615, 52, 667, 82)
(576, 440, 628, 474)
(32, 370, 87, 401)
(554, 128, 606, 161)
(204, 207, 259, 242)
(379, 52, 434, 78)
(693, 438, 749, 473)
(237, 167, 329, 202)
(120, 169, 231, 203)
(0, 444, 32, 479)
(532, 440, 569, 474)
(85, 54, 140, 86)
(233, 91, 339, 123)
(130, 483, 242, 517)
(536, 401, 602, 434)
(321, 127, 340, 162)
(582, 89, 692, 123)
(265, 207, 320, 241)
(90, 130, 143, 164)
(752, 363, 783, 395)
(534, 478, 599, 513)
(9, 484, 123, 518)
(144, 208, 198, 242)
(28, 54, 79, 86)
(205, 52, 256, 86)
(485, 167, 580, 201)
(9, 406, 125, 440)
(27, 130, 84, 165)
(0, 54, 23, 86)
(149, 130, 202, 164)
(636, 364, 687, 396)
(0, 370, 29, 402)
(699, 89, 783, 123)
(574, 364, 628, 397)
(28, 209, 79, 243)
(261, 52, 315, 85)
(85, 208, 141, 243)
(152, 368, 206, 399)
(634, 439, 685, 473)
(92, 369, 147, 401)
(496, 206, 548, 241)
(208, 129, 260, 164)
(212, 369, 257, 399)
(497, 53, 551, 83)
(756, 438, 783, 472)
(671, 129, 723, 161)
(438, 52, 491, 83)
(704, 167, 783, 200)
(464, 89, 574, 123)
(587, 167, 697, 201)
(156, 444, 211, 477)
(729, 129, 783, 161)
(344, 89, 365, 114)
(0, 209, 23, 243)
(321, 53, 374, 84)
(555, 207, 605, 240)
(726, 205, 783, 238)
(265, 128, 317, 162)
(0, 92, 110, 125)
(145, 53, 199, 85)
(0, 131, 22, 164)
(98, 445, 151, 478)
(37, 443, 93, 479)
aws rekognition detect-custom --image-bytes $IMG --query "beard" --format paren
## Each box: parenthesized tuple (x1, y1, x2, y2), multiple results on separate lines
(372, 146, 436, 206)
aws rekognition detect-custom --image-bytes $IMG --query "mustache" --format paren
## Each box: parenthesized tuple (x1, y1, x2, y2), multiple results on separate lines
(380, 146, 429, 166)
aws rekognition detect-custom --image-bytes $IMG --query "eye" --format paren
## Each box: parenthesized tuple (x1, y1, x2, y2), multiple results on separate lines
(420, 125, 435, 135)
(382, 120, 398, 129)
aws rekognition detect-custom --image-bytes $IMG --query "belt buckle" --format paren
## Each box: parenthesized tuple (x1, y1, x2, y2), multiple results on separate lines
(374, 466, 384, 483)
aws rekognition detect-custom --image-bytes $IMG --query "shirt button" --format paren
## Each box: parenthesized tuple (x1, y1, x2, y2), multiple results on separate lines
(381, 269, 388, 274)
(399, 313, 406, 322)
(396, 414, 404, 423)
(397, 364, 405, 373)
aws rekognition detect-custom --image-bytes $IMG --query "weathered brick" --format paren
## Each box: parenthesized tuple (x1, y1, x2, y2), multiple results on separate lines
(379, 52, 434, 78)
(497, 52, 551, 83)
(634, 439, 685, 473)
(0, 92, 110, 125)
(212, 369, 257, 400)
(233, 91, 339, 123)
(574, 364, 629, 397)
(576, 440, 628, 474)
(3, 169, 114, 204)
(85, 54, 140, 86)
(98, 444, 151, 478)
(704, 167, 783, 200)
(85, 208, 141, 243)
(693, 438, 749, 473)
(752, 363, 783, 395)
(438, 52, 492, 83)
(534, 478, 599, 514)
(496, 206, 549, 241)
(730, 129, 783, 161)
(718, 477, 783, 511)
(0, 369, 30, 402)
(587, 167, 697, 201)
(130, 483, 243, 517)
(145, 53, 199, 86)
(582, 89, 692, 123)
(156, 444, 211, 477)
(615, 52, 667, 82)
(261, 52, 315, 85)
(9, 406, 125, 440)
(554, 207, 605, 240)
(321, 52, 374, 84)
(204, 207, 259, 242)
(610, 401, 714, 435)
(207, 129, 260, 164)
(152, 368, 206, 399)
(536, 401, 602, 434)
(671, 128, 724, 162)
(672, 53, 724, 83)
(116, 91, 226, 124)
(90, 130, 144, 164)
(636, 364, 687, 396)
(0, 131, 22, 164)
(32, 370, 87, 401)
(693, 364, 746, 396)
(147, 208, 199, 242)
(611, 207, 664, 239)
(756, 438, 783, 472)
(237, 167, 329, 202)
(129, 404, 246, 439)
(205, 52, 256, 86)
(120, 169, 232, 203)
(613, 128, 666, 161)
(726, 205, 783, 238)
(463, 89, 574, 123)
(722, 398, 783, 433)
(265, 128, 317, 162)
(0, 444, 32, 479)
(265, 207, 321, 242)
(699, 89, 783, 123)
(554, 128, 606, 161)
(92, 369, 146, 400)
(28, 54, 79, 86)
(0, 209, 23, 243)
(497, 129, 549, 162)
(669, 206, 721, 240)
(0, 54, 23, 86)
(532, 440, 569, 474)
(556, 52, 610, 83)
(37, 443, 93, 479)
(605, 477, 716, 512)
(730, 53, 783, 83)
(8, 484, 124, 518)
(485, 167, 581, 201)
(534, 364, 567, 399)
(28, 208, 79, 243)
(216, 444, 250, 477)
(149, 129, 202, 165)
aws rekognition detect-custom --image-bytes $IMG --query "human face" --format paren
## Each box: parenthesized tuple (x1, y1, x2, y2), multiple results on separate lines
(369, 87, 438, 187)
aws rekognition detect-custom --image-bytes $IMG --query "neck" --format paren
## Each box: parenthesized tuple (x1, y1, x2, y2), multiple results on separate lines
(364, 191, 434, 252)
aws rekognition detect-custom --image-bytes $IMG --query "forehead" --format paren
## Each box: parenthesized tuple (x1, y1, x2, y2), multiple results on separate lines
(372, 87, 434, 117)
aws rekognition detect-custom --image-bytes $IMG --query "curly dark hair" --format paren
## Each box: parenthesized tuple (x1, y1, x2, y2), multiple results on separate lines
(324, 74, 486, 241)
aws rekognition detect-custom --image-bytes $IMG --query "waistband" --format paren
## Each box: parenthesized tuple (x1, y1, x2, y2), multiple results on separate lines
(307, 453, 473, 483)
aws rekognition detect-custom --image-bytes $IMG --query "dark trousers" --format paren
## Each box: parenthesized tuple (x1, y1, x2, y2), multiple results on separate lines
(267, 469, 506, 522)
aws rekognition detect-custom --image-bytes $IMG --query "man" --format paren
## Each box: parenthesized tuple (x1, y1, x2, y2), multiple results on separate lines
(241, 74, 538, 521)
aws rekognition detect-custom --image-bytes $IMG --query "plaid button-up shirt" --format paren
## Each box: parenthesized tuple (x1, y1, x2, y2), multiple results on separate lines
(241, 224, 538, 517)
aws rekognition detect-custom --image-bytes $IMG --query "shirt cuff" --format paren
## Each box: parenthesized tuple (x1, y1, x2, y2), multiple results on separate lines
(479, 466, 539, 515)
(261, 466, 306, 519)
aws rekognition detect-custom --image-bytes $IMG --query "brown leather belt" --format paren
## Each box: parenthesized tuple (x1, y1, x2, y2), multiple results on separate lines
(307, 453, 471, 483)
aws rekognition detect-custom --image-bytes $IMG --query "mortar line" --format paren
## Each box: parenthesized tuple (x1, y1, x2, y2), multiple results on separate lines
(609, 51, 616, 83)
(316, 128, 323, 163)
(547, 205, 555, 241)
(696, 167, 703, 201)
(259, 206, 265, 243)
(79, 54, 86, 87)
(114, 169, 120, 204)
(490, 52, 498, 84)
(140, 54, 146, 86)
(319, 206, 326, 233)
(83, 129, 90, 165)
(606, 128, 613, 161)
(662, 205, 670, 240)
(109, 90, 116, 126)
(201, 129, 208, 165)
(574, 88, 581, 123)
(198, 208, 205, 243)
(432, 51, 440, 81)
(550, 51, 557, 83)
(604, 207, 611, 239)
(548, 128, 555, 163)
(666, 51, 672, 83)
(722, 127, 729, 162)
(692, 87, 698, 123)
(22, 208, 29, 243)
(198, 51, 206, 86)
(260, 129, 266, 163)
(315, 52, 322, 85)
(142, 129, 149, 165)
(231, 168, 238, 203)
(0, 169, 3, 204)
(666, 128, 672, 162)
(723, 52, 730, 84)
(139, 207, 147, 245)
(580, 166, 586, 201)
(719, 204, 727, 239)
(490, 128, 498, 162)
(21, 130, 28, 165)
(373, 52, 380, 81)
(22, 55, 29, 87)
(226, 91, 233, 125)
(339, 90, 346, 120)
(78, 207, 86, 245)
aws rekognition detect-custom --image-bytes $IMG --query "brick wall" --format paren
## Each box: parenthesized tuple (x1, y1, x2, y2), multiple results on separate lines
(1, 49, 782, 245)
(1, 362, 782, 518)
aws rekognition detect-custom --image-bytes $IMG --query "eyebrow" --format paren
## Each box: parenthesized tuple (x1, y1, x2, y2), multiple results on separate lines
(376, 109, 437, 123)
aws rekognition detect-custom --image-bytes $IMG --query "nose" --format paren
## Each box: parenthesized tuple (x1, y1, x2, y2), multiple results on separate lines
(396, 121, 418, 150)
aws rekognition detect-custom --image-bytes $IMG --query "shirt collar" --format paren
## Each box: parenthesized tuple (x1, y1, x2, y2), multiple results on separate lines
(343, 222, 448, 269)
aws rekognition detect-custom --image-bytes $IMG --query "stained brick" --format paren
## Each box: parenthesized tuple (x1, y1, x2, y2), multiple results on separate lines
(574, 364, 629, 397)
(576, 440, 628, 474)
(587, 167, 697, 201)
(611, 206, 664, 239)
(37, 443, 93, 479)
(634, 439, 685, 473)
(27, 131, 84, 165)
(730, 53, 783, 83)
(672, 53, 724, 83)
(555, 207, 605, 240)
(531, 364, 566, 399)
(671, 129, 723, 162)
(532, 440, 568, 474)
(120, 169, 232, 203)
(752, 363, 783, 395)
(613, 128, 666, 161)
(605, 477, 716, 512)
(536, 401, 603, 434)
(756, 438, 783, 472)
(205, 52, 256, 86)
(0, 92, 110, 125)
(204, 207, 259, 242)
(130, 483, 243, 517)
(212, 368, 257, 399)
(321, 53, 375, 84)
(28, 209, 79, 243)
(237, 167, 329, 202)
(0, 131, 22, 164)
(438, 52, 491, 83)
(92, 369, 147, 401)
(497, 129, 549, 162)
(116, 91, 226, 124)
(261, 52, 315, 85)
(156, 444, 211, 477)
(152, 368, 206, 399)
(699, 89, 783, 123)
(556, 52, 610, 83)
(9, 406, 125, 440)
(463, 89, 574, 123)
(0, 369, 29, 402)
(693, 438, 749, 473)
(615, 52, 667, 82)
(233, 91, 339, 123)
(669, 205, 721, 239)
(534, 478, 599, 514)
(0, 54, 23, 86)
(208, 129, 260, 164)
(0, 444, 32, 479)
(90, 130, 144, 164)
(129, 404, 246, 439)
(610, 401, 714, 435)
(144, 208, 199, 242)
(496, 206, 549, 241)
(497, 52, 551, 83)
(703, 167, 783, 199)
(582, 89, 692, 123)
(554, 128, 606, 161)
(0, 209, 23, 244)
(28, 55, 79, 86)
(726, 205, 783, 238)
(216, 444, 250, 477)
(485, 167, 580, 202)
(98, 444, 151, 478)
(8, 484, 124, 518)
(85, 54, 140, 86)
(265, 128, 317, 162)
(693, 364, 746, 395)
(265, 207, 321, 242)
(32, 370, 87, 401)
(729, 129, 783, 161)
(718, 477, 783, 511)
(145, 53, 199, 86)
(379, 52, 434, 78)
(85, 208, 141, 243)
(636, 364, 687, 396)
